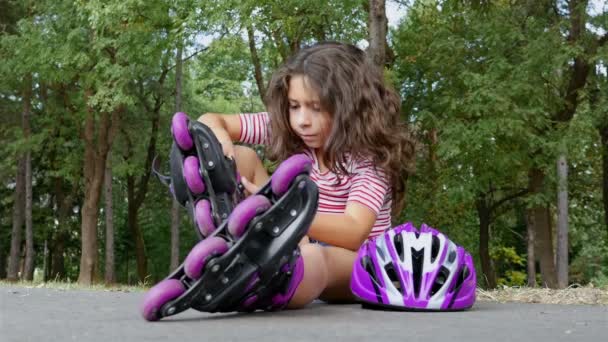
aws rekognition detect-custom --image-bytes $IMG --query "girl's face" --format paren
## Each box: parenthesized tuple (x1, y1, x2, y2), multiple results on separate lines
(288, 74, 332, 151)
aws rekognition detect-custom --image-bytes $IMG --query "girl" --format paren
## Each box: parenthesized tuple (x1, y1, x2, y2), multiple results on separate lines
(198, 42, 415, 308)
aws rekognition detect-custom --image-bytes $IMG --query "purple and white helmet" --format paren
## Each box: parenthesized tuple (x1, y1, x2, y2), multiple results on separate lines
(350, 222, 476, 311)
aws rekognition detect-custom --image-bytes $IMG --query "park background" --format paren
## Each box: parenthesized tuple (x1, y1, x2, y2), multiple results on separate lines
(1, 0, 607, 292)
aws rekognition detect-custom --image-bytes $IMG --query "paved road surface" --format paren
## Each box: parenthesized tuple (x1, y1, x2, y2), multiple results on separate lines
(1, 285, 606, 342)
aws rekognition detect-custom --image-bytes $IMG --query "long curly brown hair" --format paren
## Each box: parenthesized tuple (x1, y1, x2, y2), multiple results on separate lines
(265, 42, 415, 215)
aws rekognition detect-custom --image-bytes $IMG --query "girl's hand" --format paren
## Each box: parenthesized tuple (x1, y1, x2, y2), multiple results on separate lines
(240, 176, 260, 196)
(213, 128, 236, 159)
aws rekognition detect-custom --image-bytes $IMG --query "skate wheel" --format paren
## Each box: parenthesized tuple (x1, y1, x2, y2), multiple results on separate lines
(195, 199, 216, 237)
(227, 195, 271, 238)
(141, 279, 185, 321)
(171, 112, 193, 150)
(183, 156, 206, 194)
(184, 237, 229, 279)
(242, 294, 258, 308)
(271, 154, 312, 197)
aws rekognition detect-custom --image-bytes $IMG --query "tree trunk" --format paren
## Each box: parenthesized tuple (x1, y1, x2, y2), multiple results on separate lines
(78, 90, 120, 285)
(476, 194, 497, 288)
(50, 230, 67, 280)
(7, 156, 25, 281)
(79, 93, 101, 285)
(23, 73, 35, 281)
(127, 175, 148, 282)
(170, 45, 183, 271)
(121, 113, 161, 282)
(0, 240, 7, 279)
(367, 0, 387, 69)
(170, 200, 180, 271)
(104, 152, 115, 284)
(42, 239, 49, 282)
(50, 177, 76, 280)
(79, 109, 103, 284)
(175, 44, 183, 112)
(247, 25, 266, 103)
(122, 60, 166, 283)
(527, 168, 557, 288)
(600, 124, 608, 238)
(556, 154, 568, 288)
(23, 152, 34, 281)
(525, 209, 536, 287)
(19, 248, 25, 278)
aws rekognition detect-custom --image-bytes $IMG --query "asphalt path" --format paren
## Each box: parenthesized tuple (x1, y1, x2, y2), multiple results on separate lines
(1, 285, 606, 342)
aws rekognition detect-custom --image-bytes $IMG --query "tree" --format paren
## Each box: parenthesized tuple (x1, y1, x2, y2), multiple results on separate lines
(526, 0, 605, 288)
(22, 73, 35, 281)
(367, 0, 388, 68)
(104, 151, 115, 284)
(213, 0, 367, 97)
(391, 0, 607, 288)
(7, 157, 25, 281)
(171, 43, 184, 272)
(556, 154, 569, 288)
(2, 0, 33, 282)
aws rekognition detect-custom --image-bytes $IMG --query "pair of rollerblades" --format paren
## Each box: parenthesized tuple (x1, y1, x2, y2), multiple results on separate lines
(143, 113, 318, 321)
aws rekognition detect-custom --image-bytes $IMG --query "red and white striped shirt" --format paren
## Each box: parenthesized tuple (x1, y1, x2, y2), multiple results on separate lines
(239, 112, 392, 238)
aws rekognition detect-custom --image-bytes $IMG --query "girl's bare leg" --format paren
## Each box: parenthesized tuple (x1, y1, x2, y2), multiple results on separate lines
(287, 244, 357, 308)
(318, 246, 357, 303)
(287, 244, 328, 308)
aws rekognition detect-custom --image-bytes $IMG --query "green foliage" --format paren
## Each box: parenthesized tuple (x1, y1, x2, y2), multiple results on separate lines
(491, 246, 526, 286)
(393, 0, 608, 287)
(189, 36, 264, 113)
(590, 271, 608, 288)
(1, 0, 607, 288)
(499, 270, 527, 287)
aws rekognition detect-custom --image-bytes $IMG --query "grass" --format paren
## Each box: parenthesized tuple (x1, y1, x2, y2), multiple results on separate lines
(477, 284, 608, 305)
(0, 279, 147, 292)
(2, 280, 607, 305)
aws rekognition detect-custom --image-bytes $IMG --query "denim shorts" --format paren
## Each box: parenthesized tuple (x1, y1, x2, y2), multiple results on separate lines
(309, 238, 332, 247)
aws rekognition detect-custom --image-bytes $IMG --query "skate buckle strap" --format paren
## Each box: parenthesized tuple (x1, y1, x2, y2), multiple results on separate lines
(151, 155, 172, 188)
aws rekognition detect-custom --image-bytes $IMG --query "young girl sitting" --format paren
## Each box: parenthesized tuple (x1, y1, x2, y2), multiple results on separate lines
(198, 41, 415, 308)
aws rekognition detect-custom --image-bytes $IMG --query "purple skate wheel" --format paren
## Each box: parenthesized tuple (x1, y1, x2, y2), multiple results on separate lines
(183, 237, 229, 279)
(271, 154, 312, 197)
(195, 199, 216, 237)
(171, 112, 193, 150)
(141, 279, 185, 321)
(227, 195, 272, 238)
(242, 294, 258, 308)
(183, 156, 206, 194)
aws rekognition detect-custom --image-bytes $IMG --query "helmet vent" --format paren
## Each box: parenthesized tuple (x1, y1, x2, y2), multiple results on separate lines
(383, 262, 402, 293)
(452, 265, 469, 294)
(411, 248, 424, 298)
(430, 266, 450, 297)
(376, 243, 387, 262)
(431, 235, 440, 263)
(447, 250, 457, 264)
(361, 255, 385, 304)
(361, 256, 381, 286)
(393, 233, 404, 262)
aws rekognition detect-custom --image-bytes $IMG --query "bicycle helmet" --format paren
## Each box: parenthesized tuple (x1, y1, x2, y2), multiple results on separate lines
(350, 222, 476, 311)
